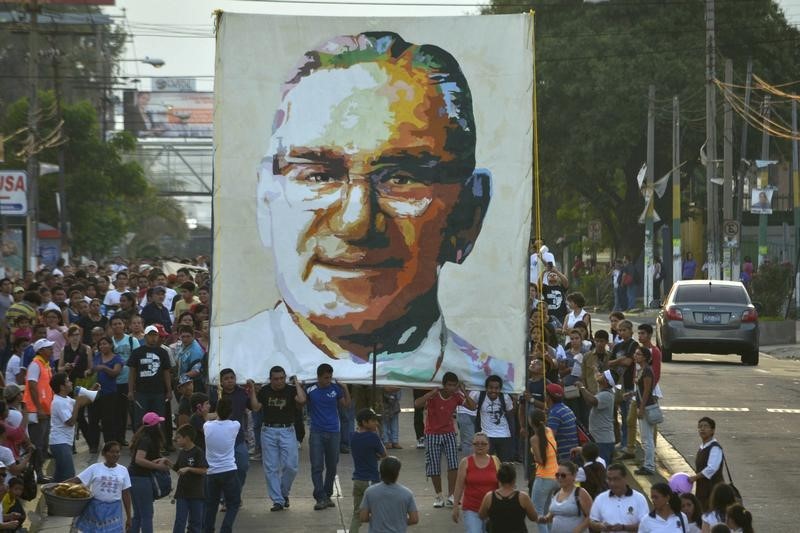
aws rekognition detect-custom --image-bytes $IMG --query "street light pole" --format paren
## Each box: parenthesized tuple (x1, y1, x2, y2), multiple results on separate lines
(705, 0, 719, 280)
(25, 0, 40, 272)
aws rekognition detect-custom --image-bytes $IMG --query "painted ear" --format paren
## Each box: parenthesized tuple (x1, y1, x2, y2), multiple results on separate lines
(440, 168, 492, 264)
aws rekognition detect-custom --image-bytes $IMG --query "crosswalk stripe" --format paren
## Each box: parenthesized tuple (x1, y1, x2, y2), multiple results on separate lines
(661, 406, 750, 412)
(766, 408, 800, 414)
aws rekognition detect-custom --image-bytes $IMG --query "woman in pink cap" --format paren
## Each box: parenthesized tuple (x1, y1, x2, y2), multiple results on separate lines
(128, 412, 171, 532)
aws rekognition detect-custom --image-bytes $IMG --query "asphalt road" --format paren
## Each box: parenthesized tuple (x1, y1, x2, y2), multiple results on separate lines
(656, 351, 800, 532)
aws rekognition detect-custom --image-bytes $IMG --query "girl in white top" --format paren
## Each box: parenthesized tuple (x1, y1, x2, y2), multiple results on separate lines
(638, 483, 689, 533)
(564, 292, 591, 334)
(679, 493, 704, 533)
(701, 483, 738, 533)
(69, 441, 132, 533)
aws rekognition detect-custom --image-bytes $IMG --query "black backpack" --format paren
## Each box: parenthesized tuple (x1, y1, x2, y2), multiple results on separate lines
(474, 391, 513, 432)
(581, 461, 608, 499)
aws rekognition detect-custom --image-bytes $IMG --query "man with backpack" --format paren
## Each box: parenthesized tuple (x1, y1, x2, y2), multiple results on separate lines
(468, 375, 515, 462)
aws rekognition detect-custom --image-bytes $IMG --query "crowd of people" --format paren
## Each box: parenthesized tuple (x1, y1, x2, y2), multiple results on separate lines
(0, 257, 757, 533)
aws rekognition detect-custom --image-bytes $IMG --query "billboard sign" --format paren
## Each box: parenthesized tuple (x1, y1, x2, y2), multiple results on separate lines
(153, 78, 197, 92)
(123, 91, 213, 138)
(0, 172, 28, 216)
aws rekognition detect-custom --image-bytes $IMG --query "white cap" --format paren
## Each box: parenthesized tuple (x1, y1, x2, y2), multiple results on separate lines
(144, 325, 159, 335)
(33, 339, 55, 352)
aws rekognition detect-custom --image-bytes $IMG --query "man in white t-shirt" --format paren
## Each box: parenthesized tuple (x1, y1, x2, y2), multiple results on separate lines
(49, 373, 94, 481)
(103, 271, 130, 317)
(589, 463, 649, 533)
(203, 396, 241, 533)
(468, 375, 514, 462)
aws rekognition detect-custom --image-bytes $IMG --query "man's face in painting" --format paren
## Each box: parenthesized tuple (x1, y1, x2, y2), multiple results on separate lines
(259, 59, 486, 332)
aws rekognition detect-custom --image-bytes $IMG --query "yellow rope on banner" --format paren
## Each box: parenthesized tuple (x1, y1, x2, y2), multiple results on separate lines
(530, 10, 548, 425)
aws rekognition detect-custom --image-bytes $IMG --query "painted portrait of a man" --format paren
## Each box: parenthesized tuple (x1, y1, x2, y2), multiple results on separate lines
(212, 16, 532, 391)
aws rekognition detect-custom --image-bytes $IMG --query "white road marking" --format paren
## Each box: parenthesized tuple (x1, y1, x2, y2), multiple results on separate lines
(661, 406, 750, 412)
(766, 408, 800, 414)
(755, 369, 770, 373)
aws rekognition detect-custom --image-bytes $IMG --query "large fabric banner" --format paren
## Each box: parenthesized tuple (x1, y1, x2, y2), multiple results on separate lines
(211, 13, 533, 392)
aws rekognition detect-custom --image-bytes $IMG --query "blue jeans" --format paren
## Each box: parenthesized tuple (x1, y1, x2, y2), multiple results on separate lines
(309, 430, 340, 503)
(597, 442, 615, 465)
(619, 396, 632, 449)
(130, 475, 154, 533)
(457, 412, 476, 457)
(204, 470, 241, 533)
(173, 498, 204, 533)
(382, 414, 399, 444)
(234, 441, 249, 490)
(134, 391, 166, 432)
(251, 411, 263, 452)
(639, 417, 656, 471)
(339, 404, 354, 448)
(261, 426, 299, 505)
(626, 284, 637, 310)
(50, 443, 75, 482)
(462, 509, 487, 533)
(532, 477, 559, 533)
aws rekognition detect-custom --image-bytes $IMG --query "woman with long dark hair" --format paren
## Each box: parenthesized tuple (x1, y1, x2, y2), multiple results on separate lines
(128, 412, 171, 533)
(681, 492, 704, 533)
(90, 337, 123, 446)
(478, 462, 538, 533)
(702, 483, 738, 532)
(638, 482, 687, 532)
(725, 503, 754, 533)
(529, 410, 557, 533)
(634, 346, 657, 476)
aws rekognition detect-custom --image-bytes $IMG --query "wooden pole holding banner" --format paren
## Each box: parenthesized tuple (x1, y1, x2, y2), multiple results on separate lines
(758, 96, 770, 266)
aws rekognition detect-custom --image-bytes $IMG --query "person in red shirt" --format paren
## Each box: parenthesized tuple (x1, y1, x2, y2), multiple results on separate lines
(413, 372, 477, 509)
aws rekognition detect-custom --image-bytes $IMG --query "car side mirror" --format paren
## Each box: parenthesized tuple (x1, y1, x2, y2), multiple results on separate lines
(752, 301, 764, 314)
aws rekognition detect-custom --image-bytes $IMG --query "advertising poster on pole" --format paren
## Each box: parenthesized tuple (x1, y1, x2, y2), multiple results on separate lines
(211, 13, 533, 392)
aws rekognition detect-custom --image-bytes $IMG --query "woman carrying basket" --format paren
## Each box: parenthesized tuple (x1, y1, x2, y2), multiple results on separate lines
(67, 441, 132, 532)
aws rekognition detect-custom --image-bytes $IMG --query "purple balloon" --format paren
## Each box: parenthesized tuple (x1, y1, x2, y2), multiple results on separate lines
(669, 472, 693, 494)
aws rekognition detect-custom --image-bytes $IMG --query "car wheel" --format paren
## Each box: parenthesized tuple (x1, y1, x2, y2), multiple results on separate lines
(661, 348, 672, 363)
(741, 349, 760, 366)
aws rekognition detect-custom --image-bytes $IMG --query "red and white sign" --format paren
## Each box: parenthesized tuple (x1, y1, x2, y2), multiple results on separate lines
(0, 172, 28, 216)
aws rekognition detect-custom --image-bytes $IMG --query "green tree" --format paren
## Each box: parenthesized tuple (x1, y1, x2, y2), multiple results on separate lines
(486, 0, 800, 258)
(1, 91, 187, 257)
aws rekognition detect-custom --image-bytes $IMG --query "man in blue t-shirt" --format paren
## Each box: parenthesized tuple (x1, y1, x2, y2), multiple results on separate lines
(349, 408, 386, 533)
(545, 383, 579, 461)
(305, 363, 351, 510)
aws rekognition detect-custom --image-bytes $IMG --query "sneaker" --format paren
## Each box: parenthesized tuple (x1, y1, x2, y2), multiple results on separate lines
(313, 500, 327, 511)
(283, 497, 290, 508)
(618, 451, 636, 460)
(433, 495, 445, 508)
(270, 503, 284, 512)
(634, 467, 655, 476)
(326, 499, 335, 508)
(250, 452, 262, 462)
(416, 438, 425, 449)
(340, 446, 350, 454)
(445, 495, 454, 508)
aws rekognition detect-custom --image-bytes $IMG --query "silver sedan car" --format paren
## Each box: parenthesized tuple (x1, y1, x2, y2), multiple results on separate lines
(655, 280, 760, 365)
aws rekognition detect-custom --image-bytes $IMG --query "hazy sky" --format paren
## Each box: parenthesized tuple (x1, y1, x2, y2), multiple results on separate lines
(106, 0, 800, 90)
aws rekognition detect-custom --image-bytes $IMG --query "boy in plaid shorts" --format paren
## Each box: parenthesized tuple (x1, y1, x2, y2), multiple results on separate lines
(413, 372, 476, 508)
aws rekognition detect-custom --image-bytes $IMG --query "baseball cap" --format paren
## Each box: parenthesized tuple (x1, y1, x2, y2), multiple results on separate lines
(3, 384, 22, 401)
(152, 286, 167, 294)
(177, 374, 193, 387)
(546, 383, 564, 400)
(13, 286, 24, 294)
(139, 264, 152, 273)
(142, 412, 165, 427)
(85, 260, 97, 268)
(144, 325, 159, 336)
(33, 338, 55, 352)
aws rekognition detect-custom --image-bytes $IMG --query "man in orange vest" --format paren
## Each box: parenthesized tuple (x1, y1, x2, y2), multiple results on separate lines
(23, 338, 55, 481)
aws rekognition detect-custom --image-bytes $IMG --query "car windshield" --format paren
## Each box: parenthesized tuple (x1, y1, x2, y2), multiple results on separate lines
(674, 285, 749, 304)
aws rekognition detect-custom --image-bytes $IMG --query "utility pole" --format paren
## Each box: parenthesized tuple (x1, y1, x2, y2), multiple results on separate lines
(734, 58, 753, 282)
(758, 96, 770, 266)
(723, 59, 734, 280)
(25, 0, 39, 272)
(791, 98, 798, 314)
(705, 0, 719, 279)
(672, 96, 682, 287)
(645, 85, 655, 307)
(51, 47, 69, 256)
